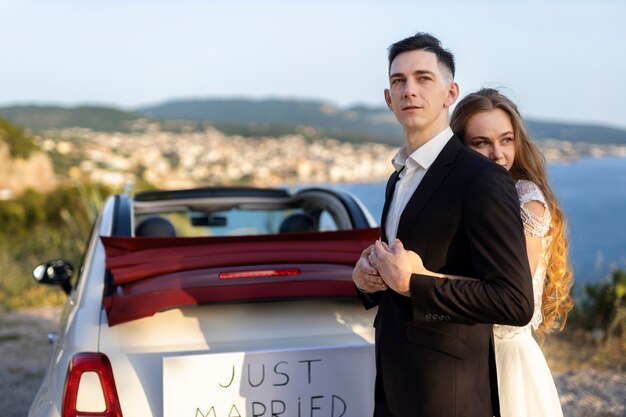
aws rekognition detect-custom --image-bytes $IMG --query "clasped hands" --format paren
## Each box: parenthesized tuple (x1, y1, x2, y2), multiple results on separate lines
(352, 239, 428, 297)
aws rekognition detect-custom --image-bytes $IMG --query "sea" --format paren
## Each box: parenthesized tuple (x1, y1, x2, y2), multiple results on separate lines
(315, 156, 626, 290)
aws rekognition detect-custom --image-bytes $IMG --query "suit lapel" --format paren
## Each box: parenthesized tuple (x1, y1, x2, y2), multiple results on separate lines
(380, 169, 401, 243)
(396, 136, 462, 242)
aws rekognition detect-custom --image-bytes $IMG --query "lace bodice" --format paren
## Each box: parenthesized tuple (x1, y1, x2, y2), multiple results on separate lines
(494, 180, 551, 339)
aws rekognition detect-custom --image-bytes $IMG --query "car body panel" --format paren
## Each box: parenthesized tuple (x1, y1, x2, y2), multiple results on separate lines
(99, 300, 375, 416)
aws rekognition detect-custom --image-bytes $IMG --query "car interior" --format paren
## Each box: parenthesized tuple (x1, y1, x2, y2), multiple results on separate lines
(131, 187, 364, 238)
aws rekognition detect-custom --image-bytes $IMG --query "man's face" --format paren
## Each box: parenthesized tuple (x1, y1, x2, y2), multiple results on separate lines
(384, 50, 458, 137)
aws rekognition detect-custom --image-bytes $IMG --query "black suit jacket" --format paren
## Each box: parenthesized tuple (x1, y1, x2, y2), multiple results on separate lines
(360, 135, 534, 417)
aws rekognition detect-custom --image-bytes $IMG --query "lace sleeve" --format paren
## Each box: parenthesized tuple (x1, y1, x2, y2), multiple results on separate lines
(516, 180, 551, 237)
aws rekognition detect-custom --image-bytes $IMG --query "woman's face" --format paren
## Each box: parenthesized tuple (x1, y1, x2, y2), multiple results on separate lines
(463, 108, 516, 171)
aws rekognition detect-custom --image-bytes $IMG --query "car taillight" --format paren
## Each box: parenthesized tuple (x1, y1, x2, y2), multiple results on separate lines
(63, 352, 123, 417)
(218, 268, 301, 279)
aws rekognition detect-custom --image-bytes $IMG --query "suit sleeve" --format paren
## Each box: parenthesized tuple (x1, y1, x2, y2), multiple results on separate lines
(356, 286, 383, 309)
(409, 164, 534, 326)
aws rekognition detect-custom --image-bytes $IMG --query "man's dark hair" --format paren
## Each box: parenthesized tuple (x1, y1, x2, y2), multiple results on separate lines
(388, 32, 455, 79)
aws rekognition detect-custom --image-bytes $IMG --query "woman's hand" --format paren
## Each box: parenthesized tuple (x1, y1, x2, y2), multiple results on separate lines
(406, 250, 427, 275)
(353, 245, 388, 293)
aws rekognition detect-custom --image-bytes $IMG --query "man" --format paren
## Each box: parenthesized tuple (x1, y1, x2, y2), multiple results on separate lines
(352, 33, 534, 417)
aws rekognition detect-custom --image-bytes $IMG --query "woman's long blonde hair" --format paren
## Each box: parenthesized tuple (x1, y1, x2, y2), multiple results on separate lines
(451, 88, 574, 339)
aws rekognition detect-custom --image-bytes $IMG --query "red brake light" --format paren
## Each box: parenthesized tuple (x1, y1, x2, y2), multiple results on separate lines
(218, 268, 301, 279)
(63, 352, 123, 417)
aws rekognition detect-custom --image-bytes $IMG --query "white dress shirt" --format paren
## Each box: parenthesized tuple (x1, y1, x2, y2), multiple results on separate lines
(385, 127, 454, 243)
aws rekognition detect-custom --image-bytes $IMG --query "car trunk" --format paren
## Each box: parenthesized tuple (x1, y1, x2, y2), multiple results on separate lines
(97, 228, 379, 417)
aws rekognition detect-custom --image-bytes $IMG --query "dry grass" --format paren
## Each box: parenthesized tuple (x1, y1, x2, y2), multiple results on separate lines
(542, 327, 626, 373)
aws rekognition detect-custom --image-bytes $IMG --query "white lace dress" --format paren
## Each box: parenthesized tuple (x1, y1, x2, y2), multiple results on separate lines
(493, 180, 563, 417)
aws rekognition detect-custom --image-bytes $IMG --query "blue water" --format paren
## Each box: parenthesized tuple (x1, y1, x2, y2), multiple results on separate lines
(318, 156, 626, 288)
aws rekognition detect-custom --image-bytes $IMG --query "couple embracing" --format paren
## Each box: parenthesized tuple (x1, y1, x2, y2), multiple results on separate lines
(352, 33, 573, 417)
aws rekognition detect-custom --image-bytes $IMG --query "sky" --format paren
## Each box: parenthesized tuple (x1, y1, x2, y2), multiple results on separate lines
(1, 0, 625, 129)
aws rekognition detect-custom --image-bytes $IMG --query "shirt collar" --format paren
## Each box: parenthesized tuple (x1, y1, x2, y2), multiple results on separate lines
(391, 127, 454, 172)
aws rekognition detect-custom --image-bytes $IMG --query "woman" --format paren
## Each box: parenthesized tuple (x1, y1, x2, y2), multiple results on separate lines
(451, 88, 574, 416)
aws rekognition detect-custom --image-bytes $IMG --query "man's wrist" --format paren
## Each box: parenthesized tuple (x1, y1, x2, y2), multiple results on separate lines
(356, 284, 375, 294)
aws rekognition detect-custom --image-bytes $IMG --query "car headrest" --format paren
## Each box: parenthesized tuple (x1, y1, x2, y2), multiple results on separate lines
(135, 216, 177, 237)
(279, 213, 317, 234)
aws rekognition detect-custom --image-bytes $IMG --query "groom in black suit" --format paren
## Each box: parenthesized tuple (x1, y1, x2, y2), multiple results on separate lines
(352, 33, 534, 417)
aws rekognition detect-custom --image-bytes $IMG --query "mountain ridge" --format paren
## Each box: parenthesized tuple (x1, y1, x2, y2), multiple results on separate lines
(1, 98, 625, 145)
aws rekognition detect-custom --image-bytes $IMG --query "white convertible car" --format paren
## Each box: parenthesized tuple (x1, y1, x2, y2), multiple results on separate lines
(29, 186, 379, 417)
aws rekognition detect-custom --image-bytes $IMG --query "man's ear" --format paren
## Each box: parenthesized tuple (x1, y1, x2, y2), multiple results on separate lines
(444, 82, 460, 108)
(384, 88, 393, 111)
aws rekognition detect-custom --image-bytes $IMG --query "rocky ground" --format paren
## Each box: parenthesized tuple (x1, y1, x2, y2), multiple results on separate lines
(543, 328, 626, 417)
(0, 307, 60, 417)
(1, 306, 625, 417)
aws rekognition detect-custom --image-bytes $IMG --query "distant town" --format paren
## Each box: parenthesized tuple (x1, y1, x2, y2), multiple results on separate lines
(33, 121, 626, 191)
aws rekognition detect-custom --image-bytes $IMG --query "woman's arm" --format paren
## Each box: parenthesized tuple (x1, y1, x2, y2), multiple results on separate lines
(370, 240, 474, 290)
(400, 201, 545, 280)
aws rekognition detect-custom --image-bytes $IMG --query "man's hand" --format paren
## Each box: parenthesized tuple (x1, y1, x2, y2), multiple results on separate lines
(369, 240, 412, 297)
(353, 245, 388, 293)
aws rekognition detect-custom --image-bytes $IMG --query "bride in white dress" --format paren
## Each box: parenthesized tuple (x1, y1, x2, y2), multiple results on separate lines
(450, 88, 575, 417)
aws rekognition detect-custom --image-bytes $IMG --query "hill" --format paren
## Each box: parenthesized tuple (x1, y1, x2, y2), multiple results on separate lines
(0, 105, 140, 132)
(527, 120, 626, 145)
(2, 99, 626, 145)
(139, 98, 626, 145)
(135, 98, 401, 143)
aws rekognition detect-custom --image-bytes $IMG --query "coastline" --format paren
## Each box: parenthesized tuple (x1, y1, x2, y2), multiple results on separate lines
(30, 127, 626, 191)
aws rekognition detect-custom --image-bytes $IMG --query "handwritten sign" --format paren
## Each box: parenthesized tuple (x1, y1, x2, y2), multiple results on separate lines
(163, 345, 375, 417)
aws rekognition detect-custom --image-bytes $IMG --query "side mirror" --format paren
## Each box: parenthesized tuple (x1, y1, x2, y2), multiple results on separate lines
(33, 259, 74, 294)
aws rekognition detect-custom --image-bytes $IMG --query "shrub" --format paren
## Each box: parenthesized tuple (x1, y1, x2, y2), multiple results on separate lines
(0, 182, 111, 309)
(0, 116, 39, 158)
(573, 268, 626, 340)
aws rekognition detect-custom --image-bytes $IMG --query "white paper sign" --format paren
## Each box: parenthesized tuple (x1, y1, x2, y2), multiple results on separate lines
(163, 344, 375, 417)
